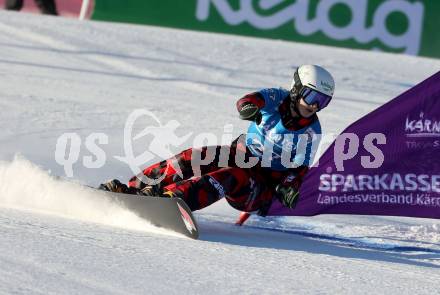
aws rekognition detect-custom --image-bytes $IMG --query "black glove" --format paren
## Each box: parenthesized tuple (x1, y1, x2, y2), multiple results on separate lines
(238, 102, 262, 124)
(275, 184, 300, 209)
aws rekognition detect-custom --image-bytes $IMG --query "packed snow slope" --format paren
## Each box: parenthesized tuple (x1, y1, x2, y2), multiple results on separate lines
(1, 10, 440, 294)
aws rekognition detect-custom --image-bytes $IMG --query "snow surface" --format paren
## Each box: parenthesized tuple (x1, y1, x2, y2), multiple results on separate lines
(0, 10, 440, 294)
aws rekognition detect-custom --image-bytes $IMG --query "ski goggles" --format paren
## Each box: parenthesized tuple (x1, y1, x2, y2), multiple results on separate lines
(299, 87, 332, 110)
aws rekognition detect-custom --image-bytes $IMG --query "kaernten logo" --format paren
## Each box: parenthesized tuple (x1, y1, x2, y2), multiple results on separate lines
(405, 112, 440, 138)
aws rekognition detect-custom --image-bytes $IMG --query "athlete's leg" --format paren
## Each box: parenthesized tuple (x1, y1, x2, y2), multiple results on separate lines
(161, 167, 274, 212)
(128, 145, 228, 191)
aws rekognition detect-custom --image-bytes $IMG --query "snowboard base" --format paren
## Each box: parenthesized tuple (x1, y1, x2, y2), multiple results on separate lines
(97, 190, 199, 239)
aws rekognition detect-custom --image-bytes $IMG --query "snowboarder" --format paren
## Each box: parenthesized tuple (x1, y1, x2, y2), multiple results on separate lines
(100, 64, 335, 217)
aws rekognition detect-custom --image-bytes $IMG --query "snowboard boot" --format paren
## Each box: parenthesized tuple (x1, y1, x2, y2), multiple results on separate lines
(98, 179, 142, 195)
(99, 179, 131, 194)
(139, 184, 162, 197)
(162, 190, 177, 198)
(140, 185, 178, 200)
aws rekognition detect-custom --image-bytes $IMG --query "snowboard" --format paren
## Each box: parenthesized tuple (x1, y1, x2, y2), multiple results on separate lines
(97, 190, 199, 239)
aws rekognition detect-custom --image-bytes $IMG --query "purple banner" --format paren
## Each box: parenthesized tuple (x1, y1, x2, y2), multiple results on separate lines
(269, 71, 440, 219)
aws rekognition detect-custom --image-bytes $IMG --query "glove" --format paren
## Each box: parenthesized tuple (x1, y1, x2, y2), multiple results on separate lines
(275, 167, 309, 209)
(238, 102, 262, 124)
(275, 183, 300, 209)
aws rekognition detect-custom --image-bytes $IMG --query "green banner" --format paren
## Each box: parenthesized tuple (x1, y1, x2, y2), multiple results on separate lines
(91, 0, 440, 59)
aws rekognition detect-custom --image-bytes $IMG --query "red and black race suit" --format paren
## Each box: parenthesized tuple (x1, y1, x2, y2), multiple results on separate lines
(128, 136, 307, 214)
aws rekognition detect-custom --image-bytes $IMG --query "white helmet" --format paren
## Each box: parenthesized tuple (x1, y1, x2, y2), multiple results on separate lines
(290, 65, 335, 110)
